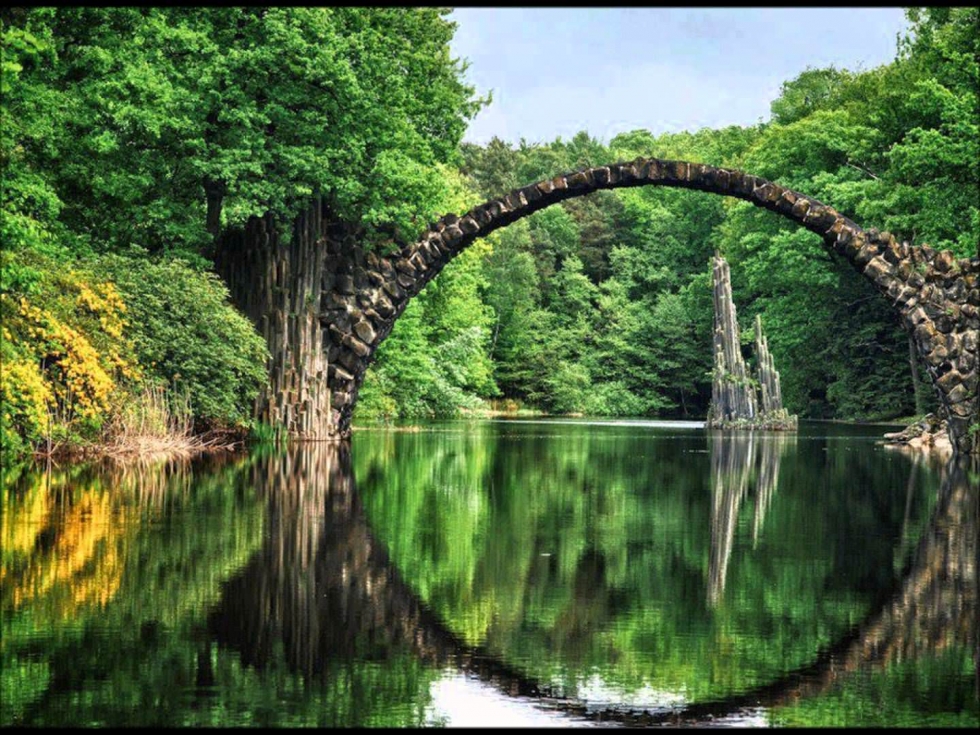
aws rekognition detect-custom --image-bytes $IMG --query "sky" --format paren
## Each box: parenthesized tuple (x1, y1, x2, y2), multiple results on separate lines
(448, 7, 911, 146)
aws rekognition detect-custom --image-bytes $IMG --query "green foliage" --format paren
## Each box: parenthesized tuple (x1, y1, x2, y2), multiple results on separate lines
(5, 6, 975, 429)
(0, 247, 268, 460)
(90, 254, 268, 428)
(356, 169, 498, 423)
(2, 8, 484, 255)
(407, 7, 974, 424)
(0, 249, 137, 455)
(0, 453, 443, 727)
(770, 647, 978, 727)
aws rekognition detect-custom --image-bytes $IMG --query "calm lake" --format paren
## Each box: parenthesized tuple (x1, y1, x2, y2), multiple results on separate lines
(2, 419, 976, 727)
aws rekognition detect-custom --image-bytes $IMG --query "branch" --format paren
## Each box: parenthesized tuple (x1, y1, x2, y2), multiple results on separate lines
(845, 160, 880, 181)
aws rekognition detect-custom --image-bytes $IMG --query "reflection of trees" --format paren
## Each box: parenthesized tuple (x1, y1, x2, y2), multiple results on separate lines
(207, 443, 553, 719)
(211, 439, 973, 726)
(354, 424, 939, 704)
(1, 455, 265, 726)
(707, 432, 795, 606)
(620, 456, 978, 726)
(5, 436, 966, 726)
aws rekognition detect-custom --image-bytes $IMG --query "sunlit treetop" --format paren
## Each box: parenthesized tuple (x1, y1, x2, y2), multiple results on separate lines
(1, 7, 486, 255)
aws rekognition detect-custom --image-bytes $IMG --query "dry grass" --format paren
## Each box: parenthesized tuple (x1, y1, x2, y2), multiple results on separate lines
(36, 386, 244, 462)
(102, 386, 244, 459)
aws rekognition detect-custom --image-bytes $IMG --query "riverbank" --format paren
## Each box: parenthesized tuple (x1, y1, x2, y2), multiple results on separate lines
(22, 429, 248, 466)
(879, 413, 953, 458)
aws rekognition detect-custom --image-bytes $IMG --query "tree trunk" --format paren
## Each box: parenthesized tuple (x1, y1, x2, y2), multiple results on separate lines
(214, 197, 335, 439)
(205, 179, 225, 238)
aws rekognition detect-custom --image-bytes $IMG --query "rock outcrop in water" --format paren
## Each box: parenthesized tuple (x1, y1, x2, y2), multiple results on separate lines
(706, 255, 797, 430)
(881, 412, 953, 455)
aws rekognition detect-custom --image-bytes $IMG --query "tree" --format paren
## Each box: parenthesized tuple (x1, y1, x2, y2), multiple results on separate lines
(3, 8, 485, 255)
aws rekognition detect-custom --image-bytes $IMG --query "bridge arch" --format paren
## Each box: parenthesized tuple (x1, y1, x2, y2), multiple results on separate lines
(217, 158, 979, 454)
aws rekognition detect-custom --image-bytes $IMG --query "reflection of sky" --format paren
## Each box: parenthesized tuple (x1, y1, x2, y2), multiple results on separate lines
(426, 671, 770, 727)
(426, 673, 597, 727)
(577, 673, 686, 711)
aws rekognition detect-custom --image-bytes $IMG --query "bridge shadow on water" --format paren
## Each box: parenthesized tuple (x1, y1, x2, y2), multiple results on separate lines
(207, 440, 977, 726)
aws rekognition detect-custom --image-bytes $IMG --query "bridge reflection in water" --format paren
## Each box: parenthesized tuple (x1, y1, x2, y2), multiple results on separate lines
(207, 441, 977, 726)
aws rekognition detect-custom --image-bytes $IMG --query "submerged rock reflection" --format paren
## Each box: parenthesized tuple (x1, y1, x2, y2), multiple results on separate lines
(707, 431, 795, 606)
(651, 455, 978, 725)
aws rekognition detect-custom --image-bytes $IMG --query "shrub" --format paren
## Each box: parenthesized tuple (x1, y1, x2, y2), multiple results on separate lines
(91, 254, 268, 429)
(1, 248, 268, 461)
(0, 249, 137, 457)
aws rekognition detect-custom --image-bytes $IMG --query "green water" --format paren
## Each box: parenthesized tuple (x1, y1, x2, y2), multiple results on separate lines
(2, 419, 976, 727)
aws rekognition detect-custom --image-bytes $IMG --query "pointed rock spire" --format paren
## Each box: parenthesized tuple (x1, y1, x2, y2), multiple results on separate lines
(707, 254, 796, 430)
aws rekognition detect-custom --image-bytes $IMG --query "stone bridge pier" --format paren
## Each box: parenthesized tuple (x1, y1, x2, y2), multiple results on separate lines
(216, 159, 979, 455)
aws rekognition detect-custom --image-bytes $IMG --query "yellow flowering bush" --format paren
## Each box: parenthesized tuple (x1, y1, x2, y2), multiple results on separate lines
(0, 352, 53, 446)
(0, 251, 139, 457)
(2, 248, 266, 461)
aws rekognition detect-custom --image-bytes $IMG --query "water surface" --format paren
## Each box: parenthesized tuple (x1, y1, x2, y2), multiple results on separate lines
(2, 419, 976, 727)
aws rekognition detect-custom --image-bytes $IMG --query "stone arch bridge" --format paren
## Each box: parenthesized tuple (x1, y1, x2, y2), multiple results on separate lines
(216, 159, 979, 455)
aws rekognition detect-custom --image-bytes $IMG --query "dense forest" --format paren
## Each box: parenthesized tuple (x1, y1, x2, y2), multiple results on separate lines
(1, 7, 977, 460)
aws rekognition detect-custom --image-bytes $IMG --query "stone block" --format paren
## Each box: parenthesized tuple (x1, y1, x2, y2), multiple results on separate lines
(353, 319, 377, 344)
(957, 350, 976, 374)
(519, 184, 543, 203)
(459, 216, 480, 235)
(336, 275, 355, 294)
(864, 255, 895, 285)
(803, 204, 840, 235)
(946, 383, 972, 406)
(936, 369, 962, 392)
(882, 241, 903, 265)
(932, 250, 955, 273)
(592, 167, 613, 186)
(791, 197, 812, 219)
(338, 350, 359, 371)
(343, 334, 370, 358)
(614, 162, 638, 183)
(565, 170, 593, 190)
(665, 160, 690, 183)
(395, 258, 417, 277)
(504, 191, 525, 210)
(915, 322, 938, 351)
(854, 240, 879, 266)
(382, 279, 405, 301)
(328, 363, 353, 381)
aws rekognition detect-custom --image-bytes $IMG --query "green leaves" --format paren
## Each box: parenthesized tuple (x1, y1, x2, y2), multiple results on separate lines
(3, 8, 485, 255)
